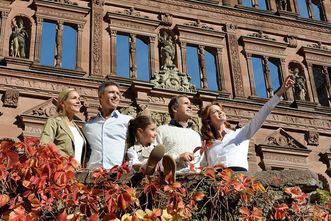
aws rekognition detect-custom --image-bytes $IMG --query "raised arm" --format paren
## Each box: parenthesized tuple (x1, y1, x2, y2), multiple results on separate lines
(239, 75, 295, 139)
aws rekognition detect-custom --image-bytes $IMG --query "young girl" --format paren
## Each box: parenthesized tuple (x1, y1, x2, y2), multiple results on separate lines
(126, 115, 176, 177)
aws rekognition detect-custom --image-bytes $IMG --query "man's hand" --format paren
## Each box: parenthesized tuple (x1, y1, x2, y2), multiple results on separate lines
(180, 152, 194, 162)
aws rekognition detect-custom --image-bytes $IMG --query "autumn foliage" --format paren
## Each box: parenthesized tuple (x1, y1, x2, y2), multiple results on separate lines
(0, 138, 330, 220)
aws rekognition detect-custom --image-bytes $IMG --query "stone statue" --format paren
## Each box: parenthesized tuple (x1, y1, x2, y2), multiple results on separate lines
(10, 17, 28, 58)
(277, 0, 287, 11)
(159, 31, 175, 69)
(293, 68, 306, 101)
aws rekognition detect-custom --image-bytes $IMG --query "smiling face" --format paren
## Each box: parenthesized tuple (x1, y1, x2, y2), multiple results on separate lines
(61, 91, 81, 116)
(208, 104, 227, 129)
(137, 123, 157, 146)
(173, 96, 192, 121)
(99, 85, 121, 112)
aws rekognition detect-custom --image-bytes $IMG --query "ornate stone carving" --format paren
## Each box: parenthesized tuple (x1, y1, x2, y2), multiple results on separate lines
(276, 0, 287, 11)
(3, 89, 19, 108)
(159, 31, 176, 70)
(120, 105, 138, 118)
(159, 12, 173, 26)
(306, 42, 330, 51)
(92, 0, 104, 7)
(151, 111, 170, 126)
(184, 19, 214, 30)
(247, 30, 276, 41)
(116, 7, 148, 18)
(9, 17, 29, 58)
(91, 8, 103, 76)
(285, 35, 297, 48)
(288, 64, 307, 101)
(227, 33, 244, 97)
(32, 106, 57, 117)
(47, 0, 77, 5)
(306, 131, 319, 146)
(225, 23, 237, 32)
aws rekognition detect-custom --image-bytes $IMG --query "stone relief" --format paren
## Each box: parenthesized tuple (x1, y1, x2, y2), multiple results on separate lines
(32, 106, 57, 117)
(116, 7, 149, 18)
(264, 128, 306, 149)
(3, 89, 19, 108)
(150, 30, 196, 93)
(9, 17, 29, 58)
(92, 8, 103, 76)
(276, 0, 288, 11)
(285, 35, 297, 48)
(150, 111, 170, 126)
(306, 131, 319, 146)
(247, 30, 276, 41)
(292, 68, 307, 101)
(159, 12, 173, 26)
(47, 0, 77, 5)
(184, 19, 214, 30)
(306, 42, 330, 51)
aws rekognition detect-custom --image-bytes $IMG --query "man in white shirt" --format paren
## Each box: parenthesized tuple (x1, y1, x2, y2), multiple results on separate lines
(83, 81, 132, 169)
(156, 95, 202, 173)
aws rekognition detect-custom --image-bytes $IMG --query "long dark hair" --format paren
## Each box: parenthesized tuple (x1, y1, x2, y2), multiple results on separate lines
(200, 102, 230, 144)
(127, 115, 155, 148)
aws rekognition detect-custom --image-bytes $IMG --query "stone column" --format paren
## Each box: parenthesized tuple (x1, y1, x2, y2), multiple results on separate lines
(180, 41, 187, 74)
(76, 23, 84, 71)
(0, 11, 9, 57)
(322, 66, 331, 103)
(149, 36, 157, 78)
(55, 21, 63, 68)
(216, 48, 225, 90)
(225, 23, 245, 98)
(280, 58, 293, 100)
(109, 29, 117, 76)
(307, 0, 314, 19)
(245, 52, 256, 95)
(91, 0, 105, 76)
(129, 33, 137, 79)
(34, 17, 43, 63)
(262, 56, 273, 97)
(198, 45, 208, 89)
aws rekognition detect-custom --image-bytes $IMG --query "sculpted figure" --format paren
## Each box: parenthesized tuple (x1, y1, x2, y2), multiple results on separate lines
(10, 17, 28, 58)
(293, 68, 307, 101)
(160, 32, 175, 69)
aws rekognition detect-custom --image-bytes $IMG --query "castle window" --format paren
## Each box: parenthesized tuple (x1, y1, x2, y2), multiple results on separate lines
(40, 21, 77, 69)
(252, 56, 282, 98)
(186, 45, 219, 90)
(239, 0, 270, 10)
(297, 0, 325, 21)
(116, 33, 150, 80)
(312, 65, 331, 107)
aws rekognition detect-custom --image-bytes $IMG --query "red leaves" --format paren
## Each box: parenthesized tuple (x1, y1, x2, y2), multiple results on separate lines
(0, 194, 9, 208)
(284, 187, 308, 204)
(274, 203, 289, 220)
(239, 207, 263, 221)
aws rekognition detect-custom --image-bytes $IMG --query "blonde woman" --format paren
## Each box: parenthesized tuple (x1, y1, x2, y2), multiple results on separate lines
(40, 88, 86, 166)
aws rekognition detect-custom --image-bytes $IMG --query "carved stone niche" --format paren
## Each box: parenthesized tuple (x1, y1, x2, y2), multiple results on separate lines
(3, 89, 19, 108)
(256, 128, 311, 171)
(8, 16, 31, 59)
(20, 98, 83, 137)
(319, 148, 331, 177)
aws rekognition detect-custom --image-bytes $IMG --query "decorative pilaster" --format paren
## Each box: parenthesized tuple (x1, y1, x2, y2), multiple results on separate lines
(198, 45, 207, 89)
(34, 17, 43, 63)
(0, 11, 10, 57)
(225, 24, 245, 97)
(245, 52, 256, 95)
(91, 0, 105, 76)
(180, 41, 187, 74)
(55, 21, 63, 67)
(109, 29, 117, 75)
(216, 48, 225, 90)
(76, 23, 84, 71)
(306, 63, 319, 103)
(129, 34, 137, 79)
(149, 36, 157, 77)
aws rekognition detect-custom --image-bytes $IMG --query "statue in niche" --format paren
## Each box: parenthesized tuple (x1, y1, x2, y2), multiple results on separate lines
(293, 68, 307, 101)
(277, 0, 287, 11)
(159, 31, 175, 70)
(10, 17, 28, 58)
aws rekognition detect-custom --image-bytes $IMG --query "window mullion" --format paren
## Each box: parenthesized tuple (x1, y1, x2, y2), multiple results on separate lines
(263, 56, 273, 97)
(55, 21, 63, 68)
(322, 66, 331, 104)
(129, 34, 137, 79)
(198, 45, 208, 89)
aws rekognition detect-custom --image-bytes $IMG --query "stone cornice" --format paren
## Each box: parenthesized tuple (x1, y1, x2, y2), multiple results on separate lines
(241, 35, 288, 58)
(300, 45, 331, 66)
(34, 0, 89, 24)
(106, 11, 159, 36)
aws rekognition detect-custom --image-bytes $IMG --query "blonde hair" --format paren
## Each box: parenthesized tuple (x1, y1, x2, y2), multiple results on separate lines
(57, 88, 76, 113)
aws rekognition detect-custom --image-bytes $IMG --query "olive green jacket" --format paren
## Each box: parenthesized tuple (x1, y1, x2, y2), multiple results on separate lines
(40, 116, 87, 165)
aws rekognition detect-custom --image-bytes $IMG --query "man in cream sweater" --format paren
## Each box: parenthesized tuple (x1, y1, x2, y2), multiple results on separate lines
(156, 95, 203, 173)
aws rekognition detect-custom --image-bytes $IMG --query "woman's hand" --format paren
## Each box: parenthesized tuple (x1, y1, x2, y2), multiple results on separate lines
(275, 75, 295, 97)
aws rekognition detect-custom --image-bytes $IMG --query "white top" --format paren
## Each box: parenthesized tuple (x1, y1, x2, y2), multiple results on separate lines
(69, 126, 84, 165)
(83, 110, 132, 169)
(156, 124, 203, 173)
(127, 143, 156, 172)
(207, 95, 282, 170)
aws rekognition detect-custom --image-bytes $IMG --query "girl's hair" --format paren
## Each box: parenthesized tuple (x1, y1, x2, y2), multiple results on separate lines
(57, 88, 77, 114)
(200, 101, 230, 144)
(127, 115, 155, 147)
